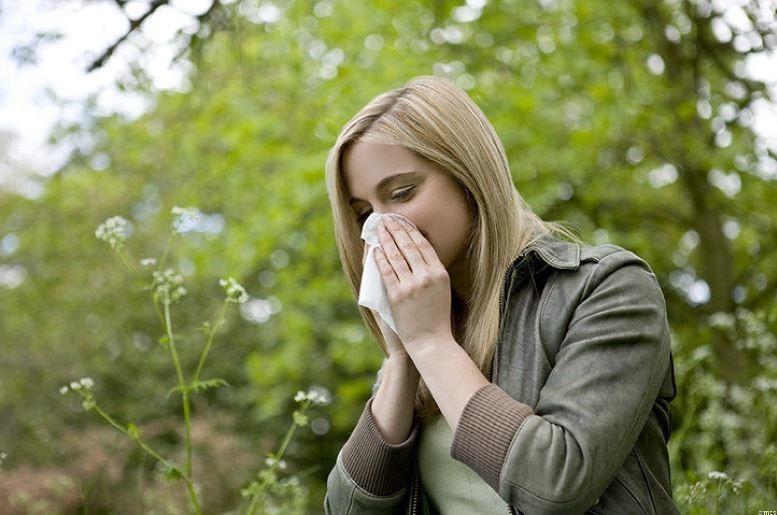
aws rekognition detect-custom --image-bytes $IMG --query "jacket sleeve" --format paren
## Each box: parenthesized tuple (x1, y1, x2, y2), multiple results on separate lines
(449, 251, 672, 514)
(324, 373, 420, 514)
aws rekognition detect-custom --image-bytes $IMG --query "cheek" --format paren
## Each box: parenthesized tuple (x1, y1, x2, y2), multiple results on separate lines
(421, 222, 454, 264)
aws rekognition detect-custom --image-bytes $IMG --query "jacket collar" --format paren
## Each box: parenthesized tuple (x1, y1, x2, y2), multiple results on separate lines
(519, 232, 581, 271)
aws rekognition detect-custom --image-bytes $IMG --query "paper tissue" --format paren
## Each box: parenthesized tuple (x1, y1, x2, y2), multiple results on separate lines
(357, 212, 417, 335)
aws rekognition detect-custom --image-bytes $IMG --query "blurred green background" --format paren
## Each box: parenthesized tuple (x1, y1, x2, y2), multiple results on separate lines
(1, 0, 776, 513)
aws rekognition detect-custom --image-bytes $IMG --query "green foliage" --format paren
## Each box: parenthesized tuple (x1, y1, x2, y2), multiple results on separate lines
(1, 0, 776, 511)
(168, 378, 231, 398)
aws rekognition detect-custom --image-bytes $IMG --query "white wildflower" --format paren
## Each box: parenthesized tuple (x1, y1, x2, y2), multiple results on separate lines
(152, 268, 187, 304)
(79, 377, 94, 389)
(95, 216, 132, 251)
(294, 386, 331, 406)
(263, 455, 287, 470)
(59, 385, 69, 395)
(707, 311, 736, 329)
(69, 381, 81, 391)
(308, 385, 331, 405)
(707, 470, 729, 480)
(171, 206, 203, 234)
(139, 257, 157, 270)
(219, 277, 248, 303)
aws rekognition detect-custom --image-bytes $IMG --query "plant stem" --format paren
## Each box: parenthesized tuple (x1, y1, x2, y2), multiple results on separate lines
(117, 249, 139, 276)
(246, 494, 259, 515)
(246, 399, 313, 513)
(185, 481, 203, 515)
(158, 233, 174, 270)
(192, 300, 229, 384)
(277, 399, 311, 460)
(162, 292, 198, 511)
(152, 297, 166, 329)
(91, 404, 188, 482)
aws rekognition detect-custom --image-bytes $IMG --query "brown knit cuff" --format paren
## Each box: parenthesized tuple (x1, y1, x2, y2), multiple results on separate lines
(450, 383, 535, 491)
(340, 396, 419, 497)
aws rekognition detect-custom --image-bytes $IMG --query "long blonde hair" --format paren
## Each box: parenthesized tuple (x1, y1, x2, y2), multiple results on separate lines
(325, 75, 582, 423)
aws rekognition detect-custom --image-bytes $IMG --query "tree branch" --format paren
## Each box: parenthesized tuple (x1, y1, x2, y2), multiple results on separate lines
(86, 0, 170, 73)
(170, 0, 222, 67)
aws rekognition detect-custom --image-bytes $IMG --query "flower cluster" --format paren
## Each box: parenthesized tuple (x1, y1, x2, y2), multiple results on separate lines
(59, 377, 96, 411)
(139, 257, 157, 270)
(219, 276, 248, 303)
(95, 216, 132, 251)
(152, 268, 188, 304)
(264, 455, 288, 470)
(171, 206, 202, 234)
(294, 387, 331, 406)
(59, 377, 94, 394)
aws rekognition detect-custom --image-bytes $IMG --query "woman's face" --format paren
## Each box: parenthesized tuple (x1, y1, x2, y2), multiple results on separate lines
(342, 141, 472, 271)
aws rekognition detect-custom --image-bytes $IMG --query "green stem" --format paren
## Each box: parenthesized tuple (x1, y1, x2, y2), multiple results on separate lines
(192, 300, 229, 384)
(91, 404, 187, 481)
(162, 292, 198, 510)
(277, 400, 311, 460)
(152, 297, 166, 329)
(117, 249, 139, 276)
(185, 481, 203, 515)
(247, 400, 313, 512)
(246, 494, 260, 515)
(158, 233, 174, 270)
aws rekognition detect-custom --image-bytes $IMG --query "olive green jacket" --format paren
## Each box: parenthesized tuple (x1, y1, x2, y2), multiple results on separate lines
(324, 233, 679, 515)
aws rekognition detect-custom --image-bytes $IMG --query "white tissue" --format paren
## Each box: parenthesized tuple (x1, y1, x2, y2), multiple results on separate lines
(357, 212, 417, 335)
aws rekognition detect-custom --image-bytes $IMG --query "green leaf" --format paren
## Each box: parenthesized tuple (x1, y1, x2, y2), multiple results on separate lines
(127, 423, 140, 439)
(189, 378, 231, 395)
(166, 385, 185, 399)
(163, 465, 183, 481)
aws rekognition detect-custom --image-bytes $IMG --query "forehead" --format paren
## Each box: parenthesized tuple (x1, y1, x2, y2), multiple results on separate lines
(342, 142, 428, 199)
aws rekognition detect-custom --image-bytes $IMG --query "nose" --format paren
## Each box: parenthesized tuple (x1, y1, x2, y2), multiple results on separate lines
(371, 212, 428, 239)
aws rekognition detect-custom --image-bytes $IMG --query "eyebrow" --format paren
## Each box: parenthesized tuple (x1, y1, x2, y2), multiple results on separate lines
(348, 171, 420, 204)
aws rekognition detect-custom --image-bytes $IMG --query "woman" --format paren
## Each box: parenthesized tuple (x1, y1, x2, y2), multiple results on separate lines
(323, 75, 678, 514)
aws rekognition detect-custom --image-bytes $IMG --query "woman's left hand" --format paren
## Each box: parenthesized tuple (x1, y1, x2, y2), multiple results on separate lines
(373, 216, 453, 350)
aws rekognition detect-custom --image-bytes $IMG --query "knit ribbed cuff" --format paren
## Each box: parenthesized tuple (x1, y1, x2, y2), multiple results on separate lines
(340, 396, 419, 497)
(450, 383, 535, 491)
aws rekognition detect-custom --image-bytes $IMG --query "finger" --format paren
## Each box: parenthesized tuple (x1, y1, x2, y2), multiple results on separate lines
(373, 246, 400, 289)
(377, 221, 412, 282)
(396, 217, 441, 269)
(383, 215, 427, 273)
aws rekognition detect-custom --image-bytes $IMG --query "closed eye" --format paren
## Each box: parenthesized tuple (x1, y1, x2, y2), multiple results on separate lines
(356, 186, 416, 226)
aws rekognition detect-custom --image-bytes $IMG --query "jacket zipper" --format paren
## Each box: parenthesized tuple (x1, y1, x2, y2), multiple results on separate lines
(499, 258, 520, 515)
(408, 454, 419, 515)
(497, 253, 523, 384)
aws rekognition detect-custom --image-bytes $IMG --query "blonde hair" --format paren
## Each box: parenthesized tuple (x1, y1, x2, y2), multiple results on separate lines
(325, 75, 583, 423)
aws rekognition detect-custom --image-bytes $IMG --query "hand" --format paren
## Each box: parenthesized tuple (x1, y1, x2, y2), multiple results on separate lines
(372, 308, 413, 360)
(372, 215, 453, 350)
(362, 246, 407, 359)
